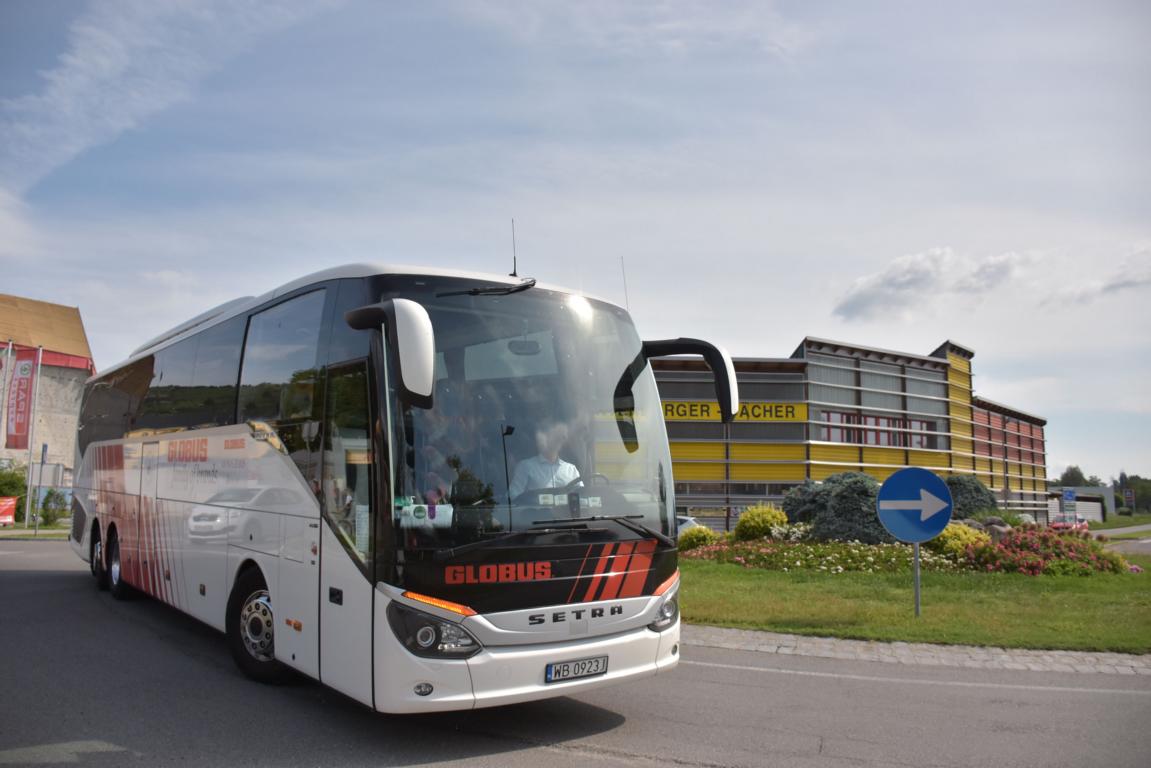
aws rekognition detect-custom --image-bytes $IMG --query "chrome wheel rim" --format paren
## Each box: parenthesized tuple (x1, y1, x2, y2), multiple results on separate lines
(239, 590, 275, 662)
(92, 539, 102, 577)
(109, 541, 120, 586)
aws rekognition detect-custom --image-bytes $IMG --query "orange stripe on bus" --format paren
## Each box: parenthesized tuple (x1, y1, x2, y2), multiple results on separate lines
(582, 543, 616, 602)
(567, 544, 595, 603)
(597, 541, 636, 601)
(618, 539, 657, 598)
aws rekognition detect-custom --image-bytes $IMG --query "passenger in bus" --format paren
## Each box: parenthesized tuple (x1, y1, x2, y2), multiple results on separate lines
(508, 420, 581, 498)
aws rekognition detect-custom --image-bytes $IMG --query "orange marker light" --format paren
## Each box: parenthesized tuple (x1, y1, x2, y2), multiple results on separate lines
(402, 591, 477, 617)
(654, 569, 680, 596)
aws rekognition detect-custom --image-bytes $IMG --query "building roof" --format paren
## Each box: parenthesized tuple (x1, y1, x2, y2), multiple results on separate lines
(930, 339, 976, 360)
(972, 396, 1047, 426)
(653, 357, 805, 375)
(794, 336, 950, 369)
(0, 294, 92, 359)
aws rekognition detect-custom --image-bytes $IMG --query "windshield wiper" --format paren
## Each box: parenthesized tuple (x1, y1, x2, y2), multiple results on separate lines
(532, 515, 675, 548)
(436, 278, 536, 298)
(433, 523, 591, 561)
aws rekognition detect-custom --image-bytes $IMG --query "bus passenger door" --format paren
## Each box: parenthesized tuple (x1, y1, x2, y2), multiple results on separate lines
(319, 363, 375, 707)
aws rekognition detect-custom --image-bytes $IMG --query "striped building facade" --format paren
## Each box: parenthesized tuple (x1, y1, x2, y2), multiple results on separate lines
(654, 338, 1047, 524)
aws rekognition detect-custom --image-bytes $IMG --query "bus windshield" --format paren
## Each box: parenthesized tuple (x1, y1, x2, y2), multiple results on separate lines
(382, 277, 673, 564)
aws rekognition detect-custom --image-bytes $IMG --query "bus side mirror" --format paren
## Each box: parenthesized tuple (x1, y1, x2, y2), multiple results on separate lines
(642, 338, 739, 422)
(345, 299, 435, 409)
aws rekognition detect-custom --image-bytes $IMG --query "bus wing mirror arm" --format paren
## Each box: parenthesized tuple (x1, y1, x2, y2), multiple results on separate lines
(346, 299, 435, 409)
(641, 338, 739, 422)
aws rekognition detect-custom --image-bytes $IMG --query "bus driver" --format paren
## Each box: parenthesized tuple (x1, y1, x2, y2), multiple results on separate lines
(508, 420, 581, 498)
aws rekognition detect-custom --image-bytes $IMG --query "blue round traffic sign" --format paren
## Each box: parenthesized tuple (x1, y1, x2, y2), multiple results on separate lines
(876, 467, 953, 544)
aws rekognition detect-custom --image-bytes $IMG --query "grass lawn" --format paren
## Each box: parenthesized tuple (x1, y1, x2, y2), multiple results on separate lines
(680, 556, 1151, 653)
(1107, 532, 1151, 541)
(1093, 513, 1151, 531)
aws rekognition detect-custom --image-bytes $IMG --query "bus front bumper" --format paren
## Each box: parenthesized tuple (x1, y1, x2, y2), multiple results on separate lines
(468, 619, 680, 710)
(372, 617, 680, 713)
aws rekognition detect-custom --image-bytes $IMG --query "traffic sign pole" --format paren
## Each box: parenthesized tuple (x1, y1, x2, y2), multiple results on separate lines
(913, 543, 921, 618)
(876, 467, 953, 619)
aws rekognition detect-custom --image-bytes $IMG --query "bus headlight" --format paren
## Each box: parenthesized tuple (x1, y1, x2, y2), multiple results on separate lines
(648, 595, 679, 632)
(387, 602, 482, 659)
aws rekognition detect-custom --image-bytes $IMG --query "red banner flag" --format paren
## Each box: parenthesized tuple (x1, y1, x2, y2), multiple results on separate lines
(0, 497, 16, 526)
(5, 349, 38, 450)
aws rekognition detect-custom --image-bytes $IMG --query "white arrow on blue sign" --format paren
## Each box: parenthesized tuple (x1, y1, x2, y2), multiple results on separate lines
(876, 467, 953, 544)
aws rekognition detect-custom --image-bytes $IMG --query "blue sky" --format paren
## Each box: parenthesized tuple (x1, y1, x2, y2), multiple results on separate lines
(1, 0, 1148, 480)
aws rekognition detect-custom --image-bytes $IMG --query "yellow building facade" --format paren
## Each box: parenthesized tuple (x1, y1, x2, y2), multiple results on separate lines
(654, 338, 1047, 525)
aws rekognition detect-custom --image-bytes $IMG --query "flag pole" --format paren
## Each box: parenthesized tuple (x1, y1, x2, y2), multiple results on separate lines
(22, 346, 43, 528)
(0, 340, 12, 438)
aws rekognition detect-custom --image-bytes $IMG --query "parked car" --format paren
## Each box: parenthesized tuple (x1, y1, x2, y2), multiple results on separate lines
(676, 515, 706, 536)
(1049, 513, 1089, 533)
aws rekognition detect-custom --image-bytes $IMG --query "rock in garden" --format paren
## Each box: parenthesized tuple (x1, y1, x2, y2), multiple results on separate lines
(987, 524, 1013, 543)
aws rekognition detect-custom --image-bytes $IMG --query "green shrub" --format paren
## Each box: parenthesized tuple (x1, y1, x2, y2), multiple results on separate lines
(0, 464, 27, 522)
(733, 503, 788, 541)
(945, 475, 998, 517)
(782, 481, 828, 523)
(811, 472, 893, 544)
(678, 525, 719, 551)
(37, 489, 67, 527)
(925, 523, 991, 559)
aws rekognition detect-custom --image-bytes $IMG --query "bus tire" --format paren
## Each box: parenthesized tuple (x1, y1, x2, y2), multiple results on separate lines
(91, 527, 109, 591)
(106, 529, 132, 601)
(227, 568, 288, 684)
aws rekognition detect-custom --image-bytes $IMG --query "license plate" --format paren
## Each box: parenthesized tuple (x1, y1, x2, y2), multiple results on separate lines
(545, 655, 608, 684)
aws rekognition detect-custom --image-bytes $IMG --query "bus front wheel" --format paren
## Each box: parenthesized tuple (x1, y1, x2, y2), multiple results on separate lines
(91, 528, 108, 591)
(226, 568, 288, 684)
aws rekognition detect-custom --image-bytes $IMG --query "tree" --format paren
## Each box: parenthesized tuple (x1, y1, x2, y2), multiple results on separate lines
(1085, 475, 1104, 487)
(1058, 465, 1087, 487)
(945, 475, 998, 517)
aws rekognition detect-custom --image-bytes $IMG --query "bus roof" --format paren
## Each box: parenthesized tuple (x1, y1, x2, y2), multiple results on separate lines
(93, 263, 614, 381)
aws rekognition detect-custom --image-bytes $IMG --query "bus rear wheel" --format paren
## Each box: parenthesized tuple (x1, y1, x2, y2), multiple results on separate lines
(106, 530, 132, 600)
(227, 568, 288, 684)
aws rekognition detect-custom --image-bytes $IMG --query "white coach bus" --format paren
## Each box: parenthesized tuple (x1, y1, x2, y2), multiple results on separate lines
(70, 264, 737, 713)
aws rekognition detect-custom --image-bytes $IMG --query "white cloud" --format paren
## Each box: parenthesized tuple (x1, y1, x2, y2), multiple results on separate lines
(0, 189, 39, 266)
(0, 0, 341, 194)
(1047, 245, 1151, 305)
(460, 0, 814, 58)
(832, 247, 1033, 322)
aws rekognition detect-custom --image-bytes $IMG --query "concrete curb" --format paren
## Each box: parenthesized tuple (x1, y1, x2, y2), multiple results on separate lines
(683, 624, 1151, 676)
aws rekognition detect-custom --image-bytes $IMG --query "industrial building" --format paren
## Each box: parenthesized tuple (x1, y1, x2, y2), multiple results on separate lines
(0, 294, 94, 486)
(653, 337, 1048, 525)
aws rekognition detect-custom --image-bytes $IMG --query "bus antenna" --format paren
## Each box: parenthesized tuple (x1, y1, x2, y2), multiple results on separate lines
(620, 255, 631, 311)
(510, 218, 518, 277)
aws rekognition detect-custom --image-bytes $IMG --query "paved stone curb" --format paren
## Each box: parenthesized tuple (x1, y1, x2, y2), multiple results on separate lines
(683, 624, 1151, 676)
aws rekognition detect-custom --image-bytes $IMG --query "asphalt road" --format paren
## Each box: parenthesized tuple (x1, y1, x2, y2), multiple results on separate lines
(2, 541, 1148, 768)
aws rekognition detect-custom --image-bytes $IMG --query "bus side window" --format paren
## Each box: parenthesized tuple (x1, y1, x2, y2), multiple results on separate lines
(239, 290, 327, 489)
(323, 362, 372, 562)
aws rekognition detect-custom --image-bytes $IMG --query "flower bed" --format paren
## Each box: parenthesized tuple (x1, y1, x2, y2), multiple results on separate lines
(681, 525, 1133, 577)
(968, 528, 1130, 575)
(681, 539, 963, 573)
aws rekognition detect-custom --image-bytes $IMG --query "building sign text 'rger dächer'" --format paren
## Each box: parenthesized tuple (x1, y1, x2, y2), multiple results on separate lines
(662, 401, 808, 422)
